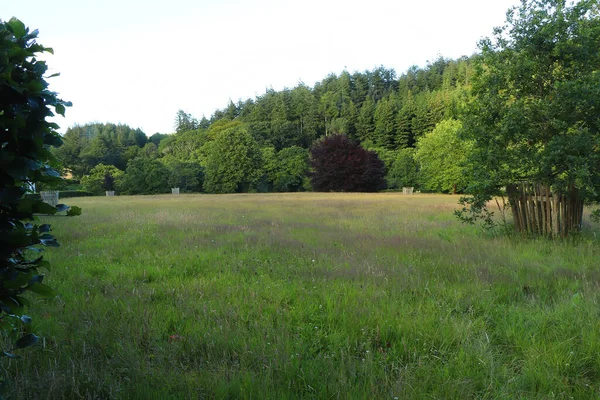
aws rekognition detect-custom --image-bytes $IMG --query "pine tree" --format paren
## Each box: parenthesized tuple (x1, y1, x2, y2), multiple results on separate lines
(395, 92, 417, 148)
(356, 97, 376, 142)
(373, 95, 397, 149)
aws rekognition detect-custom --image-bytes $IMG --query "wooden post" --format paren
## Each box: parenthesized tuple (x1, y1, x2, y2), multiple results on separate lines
(507, 182, 583, 238)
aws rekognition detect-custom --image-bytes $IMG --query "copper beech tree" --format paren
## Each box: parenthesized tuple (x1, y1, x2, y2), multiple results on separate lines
(309, 134, 386, 192)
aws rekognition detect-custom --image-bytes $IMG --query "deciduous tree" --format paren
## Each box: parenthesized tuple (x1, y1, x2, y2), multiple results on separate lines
(81, 164, 124, 194)
(273, 146, 309, 192)
(387, 148, 418, 189)
(459, 0, 600, 231)
(310, 134, 386, 192)
(203, 124, 263, 193)
(415, 119, 472, 193)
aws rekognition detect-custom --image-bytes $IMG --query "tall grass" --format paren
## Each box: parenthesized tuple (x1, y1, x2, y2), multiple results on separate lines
(4, 193, 600, 399)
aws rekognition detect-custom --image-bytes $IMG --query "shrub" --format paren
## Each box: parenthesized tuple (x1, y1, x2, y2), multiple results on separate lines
(0, 18, 74, 361)
(58, 190, 95, 198)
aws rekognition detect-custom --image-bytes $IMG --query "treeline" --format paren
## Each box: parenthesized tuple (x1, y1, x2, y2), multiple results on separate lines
(55, 56, 475, 194)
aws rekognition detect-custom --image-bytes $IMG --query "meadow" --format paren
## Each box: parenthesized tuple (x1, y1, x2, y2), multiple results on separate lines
(5, 193, 600, 399)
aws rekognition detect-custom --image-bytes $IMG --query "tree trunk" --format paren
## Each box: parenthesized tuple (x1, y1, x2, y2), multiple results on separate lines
(507, 182, 582, 238)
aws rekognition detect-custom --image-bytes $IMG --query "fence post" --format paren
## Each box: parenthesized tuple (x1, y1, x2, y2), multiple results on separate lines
(507, 182, 582, 237)
(40, 190, 59, 207)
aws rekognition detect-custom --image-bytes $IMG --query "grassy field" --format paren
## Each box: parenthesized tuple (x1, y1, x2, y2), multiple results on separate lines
(5, 193, 600, 399)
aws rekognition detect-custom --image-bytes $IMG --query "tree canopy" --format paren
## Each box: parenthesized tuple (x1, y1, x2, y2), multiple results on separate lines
(55, 55, 479, 195)
(461, 0, 600, 206)
(310, 134, 386, 192)
(203, 124, 263, 193)
(415, 119, 472, 194)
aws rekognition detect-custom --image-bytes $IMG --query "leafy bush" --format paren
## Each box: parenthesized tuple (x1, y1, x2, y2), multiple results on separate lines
(309, 134, 386, 192)
(0, 18, 73, 363)
(58, 190, 95, 198)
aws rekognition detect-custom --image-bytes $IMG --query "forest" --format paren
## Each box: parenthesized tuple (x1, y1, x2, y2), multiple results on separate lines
(50, 0, 600, 236)
(53, 57, 473, 195)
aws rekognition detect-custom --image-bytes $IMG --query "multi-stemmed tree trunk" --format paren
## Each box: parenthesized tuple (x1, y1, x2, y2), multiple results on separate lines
(507, 183, 584, 238)
(458, 0, 600, 237)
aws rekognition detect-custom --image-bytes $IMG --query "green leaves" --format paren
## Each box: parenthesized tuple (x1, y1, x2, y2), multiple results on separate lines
(459, 0, 600, 232)
(203, 124, 263, 193)
(25, 283, 55, 297)
(15, 334, 38, 349)
(54, 104, 66, 117)
(415, 119, 472, 194)
(67, 206, 82, 216)
(0, 17, 72, 363)
(7, 18, 26, 38)
(81, 164, 124, 195)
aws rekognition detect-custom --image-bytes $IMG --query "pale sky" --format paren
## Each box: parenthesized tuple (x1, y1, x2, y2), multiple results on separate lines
(4, 0, 520, 135)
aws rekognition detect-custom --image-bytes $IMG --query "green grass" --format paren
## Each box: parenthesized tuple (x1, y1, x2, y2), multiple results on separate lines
(5, 193, 600, 399)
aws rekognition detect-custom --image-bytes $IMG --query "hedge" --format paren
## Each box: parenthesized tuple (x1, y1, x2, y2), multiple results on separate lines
(24, 191, 95, 200)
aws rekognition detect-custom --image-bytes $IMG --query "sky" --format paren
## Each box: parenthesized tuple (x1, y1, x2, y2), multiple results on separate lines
(5, 0, 521, 135)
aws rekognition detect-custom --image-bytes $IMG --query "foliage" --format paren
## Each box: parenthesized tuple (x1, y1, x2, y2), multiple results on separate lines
(415, 119, 472, 193)
(163, 159, 204, 192)
(55, 191, 95, 198)
(103, 173, 115, 192)
(55, 60, 478, 195)
(272, 146, 309, 192)
(458, 0, 600, 225)
(66, 206, 82, 216)
(203, 124, 263, 193)
(122, 156, 170, 195)
(309, 134, 386, 192)
(148, 132, 168, 147)
(80, 164, 124, 195)
(591, 209, 600, 224)
(54, 123, 147, 177)
(0, 17, 73, 365)
(174, 110, 198, 133)
(387, 148, 418, 189)
(158, 129, 207, 163)
(256, 147, 277, 193)
(362, 143, 397, 174)
(35, 177, 80, 192)
(373, 94, 397, 149)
